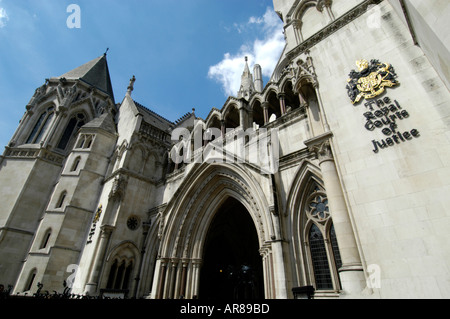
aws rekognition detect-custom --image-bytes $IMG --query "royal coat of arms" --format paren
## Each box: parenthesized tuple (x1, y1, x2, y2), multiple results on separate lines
(346, 59, 399, 104)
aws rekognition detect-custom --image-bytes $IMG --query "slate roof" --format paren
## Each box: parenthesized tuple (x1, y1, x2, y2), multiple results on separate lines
(133, 100, 175, 132)
(82, 112, 117, 135)
(56, 54, 115, 103)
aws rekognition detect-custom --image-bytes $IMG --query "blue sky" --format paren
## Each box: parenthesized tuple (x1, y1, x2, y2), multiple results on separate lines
(0, 0, 285, 149)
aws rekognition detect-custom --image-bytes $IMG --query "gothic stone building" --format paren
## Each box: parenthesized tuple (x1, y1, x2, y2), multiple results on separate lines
(0, 0, 449, 299)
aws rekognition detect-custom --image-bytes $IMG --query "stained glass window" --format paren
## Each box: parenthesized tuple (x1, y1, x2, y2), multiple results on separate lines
(309, 224, 333, 290)
(26, 107, 55, 144)
(57, 113, 85, 150)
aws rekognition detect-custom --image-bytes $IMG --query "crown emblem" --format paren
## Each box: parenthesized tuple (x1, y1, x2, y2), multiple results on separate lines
(356, 59, 369, 72)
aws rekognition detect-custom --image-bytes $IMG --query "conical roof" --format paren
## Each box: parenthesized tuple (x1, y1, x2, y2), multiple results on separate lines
(57, 54, 115, 103)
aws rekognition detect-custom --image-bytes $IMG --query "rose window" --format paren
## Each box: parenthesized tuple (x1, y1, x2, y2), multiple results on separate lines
(308, 194, 330, 222)
(127, 216, 140, 231)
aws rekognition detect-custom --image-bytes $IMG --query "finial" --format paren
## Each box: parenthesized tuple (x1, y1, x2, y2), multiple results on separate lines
(245, 56, 248, 62)
(127, 75, 136, 96)
(104, 48, 109, 56)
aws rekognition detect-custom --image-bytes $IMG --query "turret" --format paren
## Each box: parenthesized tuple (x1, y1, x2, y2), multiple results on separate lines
(253, 64, 263, 93)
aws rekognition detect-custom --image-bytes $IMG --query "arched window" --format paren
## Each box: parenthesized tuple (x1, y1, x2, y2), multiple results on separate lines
(85, 135, 93, 148)
(57, 113, 86, 150)
(39, 229, 51, 249)
(224, 105, 240, 130)
(76, 135, 86, 149)
(115, 262, 126, 289)
(283, 81, 301, 112)
(25, 269, 37, 291)
(303, 186, 342, 292)
(56, 191, 67, 209)
(71, 157, 81, 172)
(76, 134, 94, 149)
(106, 260, 118, 289)
(26, 107, 55, 144)
(251, 100, 265, 128)
(106, 259, 134, 291)
(122, 262, 133, 290)
(266, 91, 282, 121)
(205, 116, 222, 145)
(309, 224, 333, 290)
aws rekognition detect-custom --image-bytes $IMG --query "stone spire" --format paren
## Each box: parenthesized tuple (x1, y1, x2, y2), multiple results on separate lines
(237, 56, 255, 100)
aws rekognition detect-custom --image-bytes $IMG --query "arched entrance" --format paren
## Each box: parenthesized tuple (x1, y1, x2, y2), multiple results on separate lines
(199, 197, 264, 299)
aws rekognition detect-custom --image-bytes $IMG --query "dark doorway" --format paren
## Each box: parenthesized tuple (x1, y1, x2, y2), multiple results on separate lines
(199, 197, 264, 300)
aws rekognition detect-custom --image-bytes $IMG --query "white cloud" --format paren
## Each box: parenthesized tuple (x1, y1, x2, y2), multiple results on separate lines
(233, 22, 242, 34)
(208, 51, 252, 97)
(248, 16, 263, 25)
(0, 7, 8, 28)
(208, 7, 284, 97)
(249, 7, 281, 30)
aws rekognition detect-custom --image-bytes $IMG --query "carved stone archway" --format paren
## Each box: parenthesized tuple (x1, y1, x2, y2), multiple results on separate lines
(199, 196, 264, 300)
(151, 163, 287, 299)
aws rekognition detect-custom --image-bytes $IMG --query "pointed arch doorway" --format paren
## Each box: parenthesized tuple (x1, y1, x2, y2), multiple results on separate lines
(199, 197, 264, 300)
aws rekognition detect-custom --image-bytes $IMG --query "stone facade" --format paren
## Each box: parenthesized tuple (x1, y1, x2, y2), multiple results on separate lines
(0, 0, 449, 299)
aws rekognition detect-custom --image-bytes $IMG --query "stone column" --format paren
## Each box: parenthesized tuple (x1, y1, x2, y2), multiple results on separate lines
(271, 240, 288, 299)
(173, 261, 182, 299)
(191, 260, 202, 299)
(292, 19, 303, 45)
(133, 221, 151, 298)
(166, 259, 178, 299)
(247, 109, 254, 129)
(260, 243, 282, 299)
(262, 102, 270, 124)
(278, 93, 287, 116)
(156, 259, 168, 299)
(313, 83, 331, 132)
(179, 261, 189, 298)
(221, 120, 225, 138)
(260, 246, 270, 298)
(305, 133, 365, 296)
(239, 107, 246, 129)
(267, 251, 275, 298)
(85, 225, 114, 295)
(317, 0, 335, 21)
